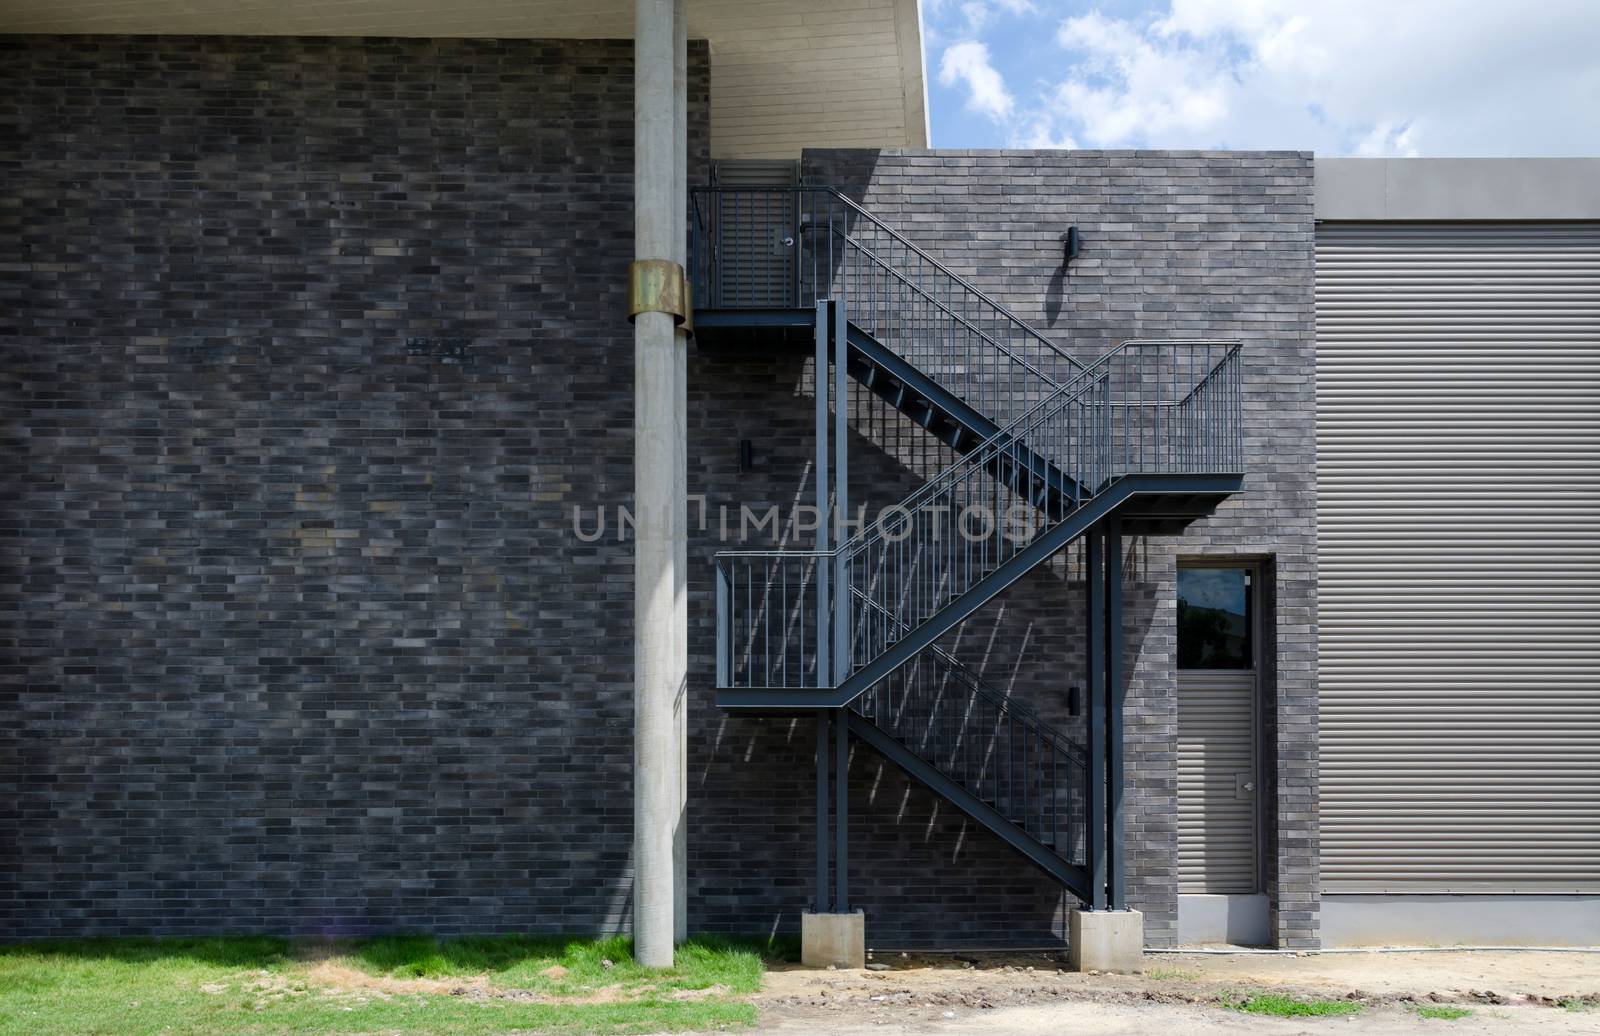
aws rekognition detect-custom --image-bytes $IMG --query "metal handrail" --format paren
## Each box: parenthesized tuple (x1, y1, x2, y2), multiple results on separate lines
(712, 362, 1099, 567)
(840, 369, 1108, 560)
(841, 232, 1075, 390)
(710, 339, 1240, 568)
(692, 185, 1079, 374)
(712, 340, 1242, 690)
(712, 364, 1094, 565)
(839, 338, 1240, 557)
(691, 186, 1085, 433)
(825, 190, 1071, 365)
(838, 381, 1107, 678)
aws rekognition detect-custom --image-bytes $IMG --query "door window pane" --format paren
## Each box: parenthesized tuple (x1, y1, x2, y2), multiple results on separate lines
(1178, 568, 1252, 669)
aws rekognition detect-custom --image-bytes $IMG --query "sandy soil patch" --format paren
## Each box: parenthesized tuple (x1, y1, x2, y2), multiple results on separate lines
(737, 949, 1599, 1035)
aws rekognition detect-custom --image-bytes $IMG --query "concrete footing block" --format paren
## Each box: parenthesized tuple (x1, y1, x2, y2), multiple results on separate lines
(801, 911, 865, 969)
(1068, 908, 1144, 973)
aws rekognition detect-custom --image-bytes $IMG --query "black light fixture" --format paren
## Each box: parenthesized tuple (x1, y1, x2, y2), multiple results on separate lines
(1063, 225, 1082, 267)
(739, 439, 754, 472)
(1067, 684, 1081, 717)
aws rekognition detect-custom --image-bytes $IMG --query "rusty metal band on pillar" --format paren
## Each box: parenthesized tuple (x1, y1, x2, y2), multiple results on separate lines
(628, 258, 691, 334)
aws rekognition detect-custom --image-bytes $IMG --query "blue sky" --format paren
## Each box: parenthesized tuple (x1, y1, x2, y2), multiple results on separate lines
(922, 0, 1600, 154)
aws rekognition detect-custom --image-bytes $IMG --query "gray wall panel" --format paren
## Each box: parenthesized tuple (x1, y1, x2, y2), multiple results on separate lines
(1315, 222, 1600, 892)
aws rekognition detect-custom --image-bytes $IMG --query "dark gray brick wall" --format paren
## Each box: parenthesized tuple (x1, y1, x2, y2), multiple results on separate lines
(801, 149, 1319, 948)
(1, 41, 1315, 950)
(0, 34, 714, 938)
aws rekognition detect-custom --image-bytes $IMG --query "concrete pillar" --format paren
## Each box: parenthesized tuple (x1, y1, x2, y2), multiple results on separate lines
(633, 0, 685, 970)
(670, 0, 689, 948)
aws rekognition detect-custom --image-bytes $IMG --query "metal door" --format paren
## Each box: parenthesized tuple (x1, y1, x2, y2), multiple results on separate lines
(1177, 565, 1260, 893)
(708, 160, 799, 308)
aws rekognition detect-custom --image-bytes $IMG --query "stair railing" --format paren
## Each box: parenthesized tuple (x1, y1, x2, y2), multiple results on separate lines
(713, 361, 1101, 690)
(691, 187, 1086, 434)
(841, 362, 1110, 676)
(713, 340, 1240, 691)
(849, 589, 1090, 866)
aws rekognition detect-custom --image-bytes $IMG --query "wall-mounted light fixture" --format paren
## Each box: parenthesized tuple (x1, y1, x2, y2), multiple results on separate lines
(739, 439, 754, 472)
(1063, 225, 1082, 268)
(1068, 684, 1081, 717)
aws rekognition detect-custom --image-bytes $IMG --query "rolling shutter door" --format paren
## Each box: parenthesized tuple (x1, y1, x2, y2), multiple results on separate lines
(1177, 671, 1259, 893)
(1316, 222, 1600, 892)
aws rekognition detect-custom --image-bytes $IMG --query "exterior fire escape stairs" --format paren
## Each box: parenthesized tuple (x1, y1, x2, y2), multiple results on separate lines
(690, 186, 1244, 911)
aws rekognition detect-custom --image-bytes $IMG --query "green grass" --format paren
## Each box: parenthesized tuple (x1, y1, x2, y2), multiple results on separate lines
(1145, 966, 1199, 981)
(0, 935, 771, 1036)
(1221, 991, 1363, 1018)
(1414, 1005, 1473, 1020)
(1562, 997, 1597, 1012)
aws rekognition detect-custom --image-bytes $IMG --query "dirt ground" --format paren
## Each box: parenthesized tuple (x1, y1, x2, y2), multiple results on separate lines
(728, 949, 1600, 1035)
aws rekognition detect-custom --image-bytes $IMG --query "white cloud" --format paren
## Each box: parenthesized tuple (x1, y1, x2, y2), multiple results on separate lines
(1053, 11, 1229, 145)
(939, 41, 1015, 121)
(943, 0, 1600, 155)
(925, 0, 1035, 46)
(1016, 117, 1079, 150)
(1355, 120, 1419, 158)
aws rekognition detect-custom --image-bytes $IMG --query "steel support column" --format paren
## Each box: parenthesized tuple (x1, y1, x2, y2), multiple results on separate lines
(827, 298, 851, 914)
(816, 712, 831, 912)
(1104, 518, 1125, 910)
(834, 707, 850, 912)
(1084, 526, 1108, 910)
(832, 299, 850, 685)
(815, 302, 831, 681)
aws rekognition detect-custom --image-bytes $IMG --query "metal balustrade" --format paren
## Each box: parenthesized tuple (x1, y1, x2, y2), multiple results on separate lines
(715, 550, 829, 690)
(702, 188, 1244, 891)
(691, 187, 1085, 435)
(849, 593, 1089, 867)
(714, 340, 1241, 692)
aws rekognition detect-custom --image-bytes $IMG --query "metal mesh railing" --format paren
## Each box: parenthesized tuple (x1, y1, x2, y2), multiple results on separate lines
(713, 341, 1241, 691)
(691, 187, 1085, 435)
(850, 594, 1089, 866)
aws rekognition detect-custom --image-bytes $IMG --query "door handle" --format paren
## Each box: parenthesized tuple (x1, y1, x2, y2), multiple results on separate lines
(1235, 774, 1255, 800)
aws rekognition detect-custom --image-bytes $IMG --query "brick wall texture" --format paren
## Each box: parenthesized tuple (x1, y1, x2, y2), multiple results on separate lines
(1, 37, 1317, 949)
(0, 34, 711, 938)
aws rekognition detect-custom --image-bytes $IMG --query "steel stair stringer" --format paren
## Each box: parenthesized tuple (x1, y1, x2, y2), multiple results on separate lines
(846, 323, 1087, 510)
(844, 711, 1092, 899)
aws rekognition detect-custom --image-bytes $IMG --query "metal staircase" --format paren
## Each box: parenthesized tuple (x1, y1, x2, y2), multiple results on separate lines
(690, 186, 1244, 908)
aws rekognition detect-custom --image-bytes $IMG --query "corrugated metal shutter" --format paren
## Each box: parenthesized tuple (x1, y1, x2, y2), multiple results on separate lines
(1316, 222, 1600, 892)
(1178, 671, 1258, 893)
(709, 160, 798, 307)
